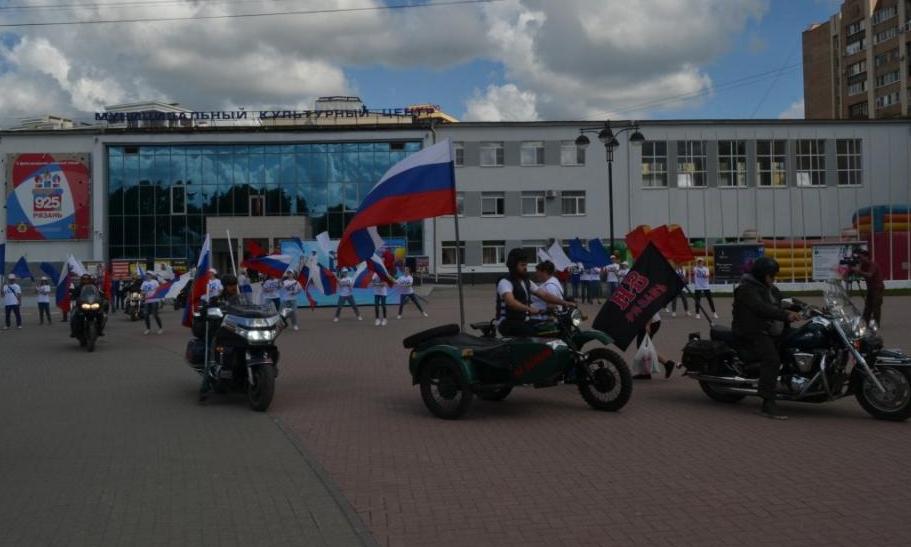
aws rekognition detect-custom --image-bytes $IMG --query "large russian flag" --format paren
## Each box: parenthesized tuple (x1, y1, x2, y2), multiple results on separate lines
(337, 139, 456, 267)
(182, 234, 212, 327)
(241, 254, 293, 279)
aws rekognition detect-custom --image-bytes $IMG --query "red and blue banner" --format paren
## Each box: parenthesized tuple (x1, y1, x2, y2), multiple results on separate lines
(5, 153, 91, 241)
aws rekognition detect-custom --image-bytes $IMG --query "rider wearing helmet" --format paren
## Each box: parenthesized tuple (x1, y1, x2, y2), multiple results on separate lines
(496, 248, 574, 337)
(732, 256, 801, 420)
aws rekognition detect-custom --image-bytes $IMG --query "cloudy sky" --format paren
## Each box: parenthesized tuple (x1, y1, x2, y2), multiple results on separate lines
(0, 0, 841, 125)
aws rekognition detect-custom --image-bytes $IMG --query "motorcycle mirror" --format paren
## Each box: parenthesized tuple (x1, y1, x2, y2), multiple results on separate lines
(206, 307, 224, 319)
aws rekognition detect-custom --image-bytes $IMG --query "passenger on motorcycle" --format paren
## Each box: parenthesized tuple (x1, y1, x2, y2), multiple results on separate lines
(530, 260, 564, 321)
(497, 248, 574, 337)
(731, 257, 801, 420)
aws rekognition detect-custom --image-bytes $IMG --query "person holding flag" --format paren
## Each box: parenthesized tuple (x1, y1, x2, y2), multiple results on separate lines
(371, 271, 389, 326)
(281, 270, 302, 331)
(3, 274, 23, 330)
(333, 269, 362, 322)
(140, 272, 163, 335)
(395, 267, 427, 319)
(36, 276, 53, 325)
(262, 274, 282, 312)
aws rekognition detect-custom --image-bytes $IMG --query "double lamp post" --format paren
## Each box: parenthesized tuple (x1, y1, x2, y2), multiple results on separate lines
(575, 122, 645, 255)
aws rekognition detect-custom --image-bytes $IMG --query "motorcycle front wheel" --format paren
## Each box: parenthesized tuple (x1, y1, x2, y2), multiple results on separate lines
(420, 357, 474, 419)
(86, 322, 97, 353)
(577, 348, 632, 411)
(248, 366, 275, 412)
(856, 367, 911, 421)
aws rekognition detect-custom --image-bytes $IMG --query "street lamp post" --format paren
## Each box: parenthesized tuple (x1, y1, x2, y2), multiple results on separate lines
(576, 121, 645, 255)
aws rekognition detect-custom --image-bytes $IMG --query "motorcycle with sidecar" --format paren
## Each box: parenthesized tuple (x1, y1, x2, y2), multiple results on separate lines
(404, 308, 633, 419)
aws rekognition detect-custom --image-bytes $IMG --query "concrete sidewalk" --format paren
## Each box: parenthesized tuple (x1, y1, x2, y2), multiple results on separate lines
(0, 310, 373, 547)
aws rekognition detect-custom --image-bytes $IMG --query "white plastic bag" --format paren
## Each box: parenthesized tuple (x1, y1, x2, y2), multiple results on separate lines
(633, 334, 660, 376)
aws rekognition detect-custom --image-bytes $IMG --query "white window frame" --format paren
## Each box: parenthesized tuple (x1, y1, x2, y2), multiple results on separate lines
(718, 140, 747, 187)
(561, 191, 586, 216)
(875, 91, 900, 108)
(441, 241, 465, 266)
(845, 39, 865, 55)
(846, 60, 866, 76)
(520, 141, 545, 166)
(795, 139, 826, 187)
(676, 140, 707, 188)
(521, 240, 546, 264)
(481, 240, 506, 265)
(480, 192, 505, 217)
(875, 70, 900, 88)
(873, 27, 897, 45)
(846, 20, 864, 35)
(520, 191, 546, 216)
(479, 142, 504, 167)
(453, 141, 464, 167)
(848, 81, 867, 96)
(756, 140, 787, 188)
(836, 139, 862, 187)
(560, 140, 585, 166)
(872, 6, 897, 25)
(874, 48, 899, 67)
(641, 141, 668, 187)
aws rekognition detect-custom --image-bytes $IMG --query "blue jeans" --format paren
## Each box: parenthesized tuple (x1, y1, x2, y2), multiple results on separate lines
(143, 302, 161, 329)
(398, 294, 425, 315)
(374, 295, 387, 319)
(38, 302, 52, 324)
(5, 305, 22, 328)
(335, 295, 359, 318)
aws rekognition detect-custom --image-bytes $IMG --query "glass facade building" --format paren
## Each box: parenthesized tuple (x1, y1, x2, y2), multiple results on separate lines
(106, 141, 423, 261)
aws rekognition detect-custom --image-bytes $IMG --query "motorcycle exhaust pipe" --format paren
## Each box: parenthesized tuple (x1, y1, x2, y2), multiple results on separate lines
(694, 374, 758, 387)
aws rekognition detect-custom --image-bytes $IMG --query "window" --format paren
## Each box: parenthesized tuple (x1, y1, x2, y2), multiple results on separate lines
(848, 81, 867, 96)
(872, 6, 897, 24)
(482, 240, 506, 265)
(845, 39, 865, 55)
(846, 20, 864, 36)
(560, 140, 585, 166)
(836, 139, 862, 186)
(561, 191, 586, 216)
(848, 102, 869, 118)
(441, 241, 465, 266)
(250, 194, 265, 216)
(520, 141, 545, 166)
(718, 140, 747, 187)
(521, 240, 546, 263)
(481, 192, 505, 216)
(676, 140, 707, 188)
(520, 191, 546, 216)
(875, 70, 900, 87)
(641, 141, 668, 187)
(873, 27, 897, 44)
(795, 140, 826, 187)
(480, 142, 504, 167)
(846, 60, 866, 76)
(171, 184, 186, 214)
(874, 48, 899, 67)
(453, 141, 464, 167)
(875, 91, 900, 108)
(756, 140, 786, 187)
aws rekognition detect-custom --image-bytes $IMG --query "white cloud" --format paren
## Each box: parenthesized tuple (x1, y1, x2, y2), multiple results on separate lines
(465, 84, 539, 121)
(778, 99, 805, 119)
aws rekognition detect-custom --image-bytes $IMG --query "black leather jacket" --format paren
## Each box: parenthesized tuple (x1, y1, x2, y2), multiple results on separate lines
(731, 274, 789, 337)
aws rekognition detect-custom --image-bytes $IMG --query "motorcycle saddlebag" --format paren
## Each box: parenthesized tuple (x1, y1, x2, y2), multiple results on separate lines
(681, 339, 734, 374)
(185, 338, 206, 368)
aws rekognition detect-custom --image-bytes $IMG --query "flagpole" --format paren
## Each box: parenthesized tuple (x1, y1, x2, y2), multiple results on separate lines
(449, 156, 465, 331)
(226, 230, 238, 277)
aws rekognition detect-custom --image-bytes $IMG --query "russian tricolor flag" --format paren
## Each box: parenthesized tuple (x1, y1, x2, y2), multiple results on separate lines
(241, 254, 293, 279)
(182, 234, 212, 327)
(337, 139, 456, 267)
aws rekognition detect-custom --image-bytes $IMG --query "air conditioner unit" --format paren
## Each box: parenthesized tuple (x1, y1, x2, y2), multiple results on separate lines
(545, 190, 558, 199)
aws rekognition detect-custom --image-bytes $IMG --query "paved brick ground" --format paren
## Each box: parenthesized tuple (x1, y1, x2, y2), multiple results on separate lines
(268, 287, 911, 547)
(0, 303, 371, 547)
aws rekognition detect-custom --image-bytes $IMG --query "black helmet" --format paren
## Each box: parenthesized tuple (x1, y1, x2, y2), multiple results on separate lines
(750, 256, 780, 280)
(506, 248, 527, 271)
(221, 273, 238, 287)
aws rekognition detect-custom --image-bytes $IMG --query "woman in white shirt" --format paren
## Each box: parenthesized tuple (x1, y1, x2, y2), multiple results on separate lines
(3, 273, 23, 330)
(371, 272, 388, 326)
(333, 269, 362, 322)
(281, 271, 303, 331)
(396, 267, 427, 319)
(691, 257, 717, 319)
(261, 275, 282, 313)
(36, 276, 53, 325)
(530, 261, 564, 320)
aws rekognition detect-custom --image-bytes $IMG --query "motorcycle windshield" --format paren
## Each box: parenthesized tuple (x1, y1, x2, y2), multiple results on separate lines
(79, 285, 99, 304)
(823, 280, 864, 338)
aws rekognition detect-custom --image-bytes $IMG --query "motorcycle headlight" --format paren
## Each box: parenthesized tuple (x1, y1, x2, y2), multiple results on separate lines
(571, 308, 583, 327)
(80, 303, 90, 310)
(238, 328, 277, 342)
(90, 303, 101, 310)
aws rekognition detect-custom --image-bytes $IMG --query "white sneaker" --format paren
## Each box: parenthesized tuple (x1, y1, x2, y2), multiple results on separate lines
(144, 329, 150, 335)
(333, 317, 339, 323)
(713, 312, 719, 319)
(422, 312, 429, 317)
(381, 318, 387, 326)
(686, 311, 693, 317)
(293, 325, 299, 331)
(157, 329, 163, 335)
(357, 316, 363, 321)
(396, 315, 402, 320)
(695, 314, 701, 320)
(375, 318, 381, 326)
(665, 307, 671, 313)
(671, 312, 676, 318)
(17, 326, 22, 330)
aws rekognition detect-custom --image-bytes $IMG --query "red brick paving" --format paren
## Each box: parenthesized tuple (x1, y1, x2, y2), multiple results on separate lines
(272, 288, 911, 546)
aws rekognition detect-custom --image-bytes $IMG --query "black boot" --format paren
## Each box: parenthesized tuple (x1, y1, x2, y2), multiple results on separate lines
(759, 398, 788, 420)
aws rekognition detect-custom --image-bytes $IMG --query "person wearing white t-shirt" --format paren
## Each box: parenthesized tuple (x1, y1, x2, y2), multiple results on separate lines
(36, 276, 53, 325)
(140, 273, 162, 334)
(497, 249, 574, 337)
(262, 275, 282, 312)
(281, 271, 303, 331)
(530, 261, 565, 320)
(333, 269, 362, 322)
(618, 262, 630, 285)
(604, 257, 621, 297)
(396, 267, 426, 319)
(3, 274, 23, 330)
(371, 273, 389, 326)
(692, 257, 717, 319)
(204, 270, 223, 302)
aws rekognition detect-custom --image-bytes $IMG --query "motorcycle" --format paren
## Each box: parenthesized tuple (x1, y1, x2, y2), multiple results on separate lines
(681, 280, 911, 421)
(74, 285, 107, 352)
(185, 297, 288, 411)
(124, 291, 144, 321)
(403, 308, 633, 420)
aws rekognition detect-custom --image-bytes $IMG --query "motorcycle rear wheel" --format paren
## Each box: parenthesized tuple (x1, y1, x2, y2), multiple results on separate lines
(420, 357, 474, 419)
(699, 381, 746, 404)
(577, 348, 632, 411)
(856, 367, 911, 421)
(248, 367, 275, 412)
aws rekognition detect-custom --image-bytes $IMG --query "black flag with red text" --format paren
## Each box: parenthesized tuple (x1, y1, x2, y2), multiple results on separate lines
(592, 243, 685, 350)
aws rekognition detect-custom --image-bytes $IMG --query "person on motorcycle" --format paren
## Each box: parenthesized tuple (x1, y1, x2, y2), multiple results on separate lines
(497, 248, 574, 337)
(732, 256, 801, 420)
(198, 274, 242, 403)
(70, 274, 106, 338)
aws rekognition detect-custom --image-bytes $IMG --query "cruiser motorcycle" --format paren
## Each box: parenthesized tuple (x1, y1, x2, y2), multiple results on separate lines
(124, 290, 143, 321)
(681, 280, 911, 421)
(185, 297, 287, 411)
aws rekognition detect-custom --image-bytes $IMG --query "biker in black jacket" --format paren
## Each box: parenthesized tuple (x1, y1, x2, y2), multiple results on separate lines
(732, 257, 800, 420)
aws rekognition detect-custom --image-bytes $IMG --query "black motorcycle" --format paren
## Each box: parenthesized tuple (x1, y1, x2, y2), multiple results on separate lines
(185, 298, 287, 411)
(74, 285, 107, 352)
(682, 280, 911, 421)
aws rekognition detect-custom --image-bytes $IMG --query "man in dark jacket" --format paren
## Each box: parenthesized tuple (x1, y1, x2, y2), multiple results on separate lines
(732, 257, 801, 420)
(851, 248, 884, 326)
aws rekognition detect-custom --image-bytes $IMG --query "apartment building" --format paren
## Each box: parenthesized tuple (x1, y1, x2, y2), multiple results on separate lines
(803, 0, 911, 119)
